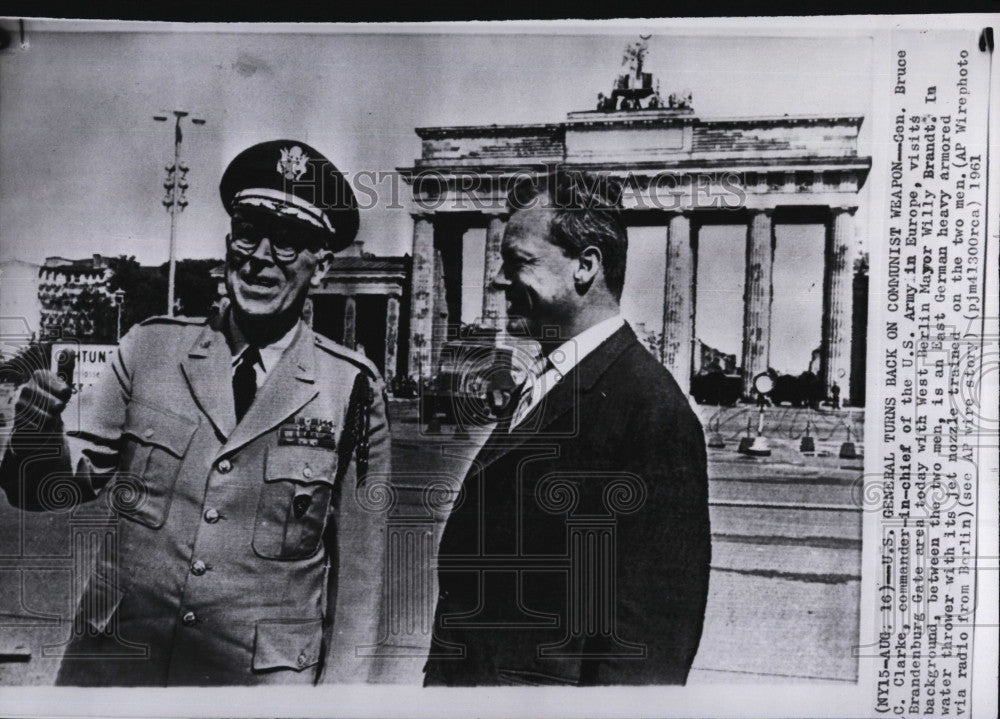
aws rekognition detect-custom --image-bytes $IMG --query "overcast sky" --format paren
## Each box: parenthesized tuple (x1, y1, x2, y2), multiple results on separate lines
(0, 22, 873, 372)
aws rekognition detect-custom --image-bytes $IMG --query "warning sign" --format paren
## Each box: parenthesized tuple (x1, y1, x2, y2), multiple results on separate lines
(50, 343, 117, 394)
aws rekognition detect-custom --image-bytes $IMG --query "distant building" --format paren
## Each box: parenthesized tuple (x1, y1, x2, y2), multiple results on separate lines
(37, 254, 114, 338)
(6, 251, 415, 376)
(0, 259, 42, 338)
(308, 241, 411, 383)
(0, 255, 117, 342)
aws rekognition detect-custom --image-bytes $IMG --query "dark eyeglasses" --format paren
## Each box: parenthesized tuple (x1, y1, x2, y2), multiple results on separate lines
(228, 221, 323, 265)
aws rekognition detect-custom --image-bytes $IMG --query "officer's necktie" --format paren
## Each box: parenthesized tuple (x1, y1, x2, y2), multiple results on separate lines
(233, 346, 261, 423)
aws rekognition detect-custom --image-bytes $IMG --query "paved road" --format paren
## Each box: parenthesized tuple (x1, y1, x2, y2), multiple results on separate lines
(0, 402, 865, 685)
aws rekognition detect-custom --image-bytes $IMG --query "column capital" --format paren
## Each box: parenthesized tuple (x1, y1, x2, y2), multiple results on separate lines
(665, 210, 696, 230)
(748, 206, 776, 217)
(829, 205, 858, 217)
(481, 208, 508, 218)
(410, 210, 435, 221)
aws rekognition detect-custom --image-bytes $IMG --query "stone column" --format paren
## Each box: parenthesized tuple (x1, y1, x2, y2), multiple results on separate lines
(661, 212, 696, 396)
(822, 207, 856, 403)
(343, 295, 357, 349)
(407, 213, 435, 379)
(431, 248, 449, 375)
(482, 212, 507, 331)
(383, 295, 400, 386)
(741, 209, 775, 397)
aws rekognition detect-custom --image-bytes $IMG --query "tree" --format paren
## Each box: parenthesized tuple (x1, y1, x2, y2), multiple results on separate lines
(108, 256, 166, 335)
(172, 259, 221, 318)
(73, 286, 118, 342)
(106, 256, 222, 336)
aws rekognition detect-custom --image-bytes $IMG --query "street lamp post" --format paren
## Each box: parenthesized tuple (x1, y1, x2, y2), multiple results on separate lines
(153, 110, 206, 317)
(113, 289, 126, 342)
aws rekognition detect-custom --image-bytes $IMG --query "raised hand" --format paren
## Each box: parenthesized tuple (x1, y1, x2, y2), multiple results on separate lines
(14, 367, 73, 432)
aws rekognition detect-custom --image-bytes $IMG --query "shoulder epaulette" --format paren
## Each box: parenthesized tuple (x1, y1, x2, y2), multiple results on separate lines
(313, 333, 381, 380)
(139, 314, 207, 327)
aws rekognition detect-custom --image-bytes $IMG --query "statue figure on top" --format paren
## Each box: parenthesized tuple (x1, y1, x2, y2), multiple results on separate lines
(595, 38, 693, 113)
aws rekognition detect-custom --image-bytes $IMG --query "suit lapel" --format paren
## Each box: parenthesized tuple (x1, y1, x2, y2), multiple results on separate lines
(180, 320, 238, 440)
(474, 324, 639, 472)
(218, 321, 319, 459)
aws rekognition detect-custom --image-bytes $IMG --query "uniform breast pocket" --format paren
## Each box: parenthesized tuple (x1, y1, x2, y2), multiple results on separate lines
(114, 400, 199, 528)
(252, 445, 338, 561)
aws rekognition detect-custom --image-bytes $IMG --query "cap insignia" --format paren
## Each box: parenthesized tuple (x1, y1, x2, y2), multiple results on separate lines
(277, 146, 308, 181)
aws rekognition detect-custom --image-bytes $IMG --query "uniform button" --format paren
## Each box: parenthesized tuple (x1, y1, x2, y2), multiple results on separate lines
(190, 560, 207, 576)
(296, 652, 309, 668)
(181, 611, 197, 626)
(143, 428, 154, 439)
(204, 508, 221, 523)
(302, 465, 313, 479)
(216, 459, 232, 474)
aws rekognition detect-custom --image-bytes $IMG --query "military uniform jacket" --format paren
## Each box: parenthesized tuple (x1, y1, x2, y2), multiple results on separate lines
(424, 324, 711, 686)
(0, 315, 390, 686)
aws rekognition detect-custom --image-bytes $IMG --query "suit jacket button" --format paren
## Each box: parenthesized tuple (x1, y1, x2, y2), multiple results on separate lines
(143, 428, 154, 439)
(190, 560, 207, 576)
(296, 652, 308, 668)
(181, 611, 197, 626)
(302, 465, 313, 479)
(204, 508, 221, 523)
(216, 459, 233, 474)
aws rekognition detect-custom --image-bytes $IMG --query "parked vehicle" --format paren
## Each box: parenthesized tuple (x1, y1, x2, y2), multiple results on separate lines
(690, 370, 742, 406)
(421, 330, 516, 425)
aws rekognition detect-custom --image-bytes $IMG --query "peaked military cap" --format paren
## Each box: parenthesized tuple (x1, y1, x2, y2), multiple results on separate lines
(219, 140, 360, 252)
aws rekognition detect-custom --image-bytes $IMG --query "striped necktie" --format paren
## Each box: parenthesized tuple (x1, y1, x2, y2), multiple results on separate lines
(509, 353, 550, 431)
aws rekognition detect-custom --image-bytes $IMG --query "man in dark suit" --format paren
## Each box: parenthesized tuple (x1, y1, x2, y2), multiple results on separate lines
(423, 170, 711, 686)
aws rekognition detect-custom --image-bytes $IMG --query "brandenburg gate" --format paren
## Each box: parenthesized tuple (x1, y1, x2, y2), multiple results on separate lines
(399, 45, 871, 404)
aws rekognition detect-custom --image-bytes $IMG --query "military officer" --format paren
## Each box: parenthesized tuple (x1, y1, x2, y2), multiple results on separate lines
(0, 140, 390, 686)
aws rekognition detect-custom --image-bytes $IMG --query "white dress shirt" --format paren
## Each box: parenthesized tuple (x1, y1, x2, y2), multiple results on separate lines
(227, 314, 300, 388)
(510, 315, 626, 430)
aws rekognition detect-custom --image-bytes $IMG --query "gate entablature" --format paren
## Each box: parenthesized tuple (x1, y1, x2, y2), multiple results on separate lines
(398, 52, 870, 404)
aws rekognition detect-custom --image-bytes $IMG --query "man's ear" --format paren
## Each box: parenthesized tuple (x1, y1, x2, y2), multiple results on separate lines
(573, 246, 603, 288)
(310, 250, 332, 286)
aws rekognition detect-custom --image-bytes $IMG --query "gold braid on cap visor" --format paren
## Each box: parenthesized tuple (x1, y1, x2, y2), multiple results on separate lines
(232, 188, 335, 234)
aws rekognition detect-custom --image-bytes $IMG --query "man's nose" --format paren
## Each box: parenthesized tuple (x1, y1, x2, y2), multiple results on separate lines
(250, 236, 276, 263)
